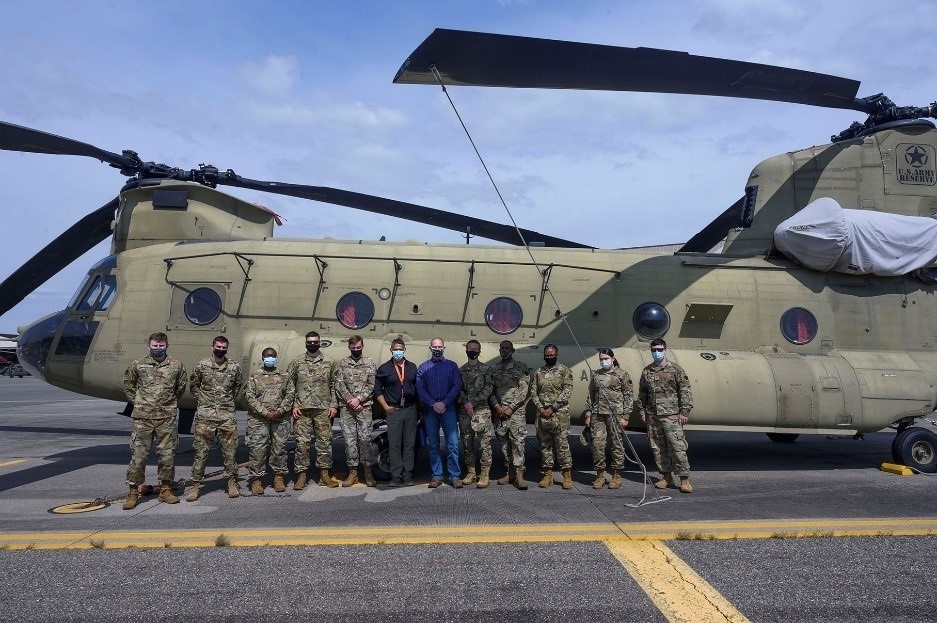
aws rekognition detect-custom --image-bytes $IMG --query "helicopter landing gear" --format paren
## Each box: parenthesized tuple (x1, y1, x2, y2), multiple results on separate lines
(766, 432, 799, 443)
(891, 428, 937, 473)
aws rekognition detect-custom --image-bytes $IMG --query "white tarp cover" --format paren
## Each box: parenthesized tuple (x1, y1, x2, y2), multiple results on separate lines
(773, 197, 937, 276)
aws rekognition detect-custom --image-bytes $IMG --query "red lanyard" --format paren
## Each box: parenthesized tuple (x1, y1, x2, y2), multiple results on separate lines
(394, 362, 406, 386)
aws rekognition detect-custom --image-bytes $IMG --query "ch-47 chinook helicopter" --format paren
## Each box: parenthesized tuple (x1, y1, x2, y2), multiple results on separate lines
(3, 28, 937, 474)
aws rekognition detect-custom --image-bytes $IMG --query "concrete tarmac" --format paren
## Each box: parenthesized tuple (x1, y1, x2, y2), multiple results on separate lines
(1, 378, 935, 622)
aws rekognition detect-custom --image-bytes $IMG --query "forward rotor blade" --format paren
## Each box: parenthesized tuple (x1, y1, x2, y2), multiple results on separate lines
(0, 198, 117, 318)
(678, 197, 745, 253)
(0, 121, 138, 169)
(216, 175, 592, 248)
(395, 29, 863, 111)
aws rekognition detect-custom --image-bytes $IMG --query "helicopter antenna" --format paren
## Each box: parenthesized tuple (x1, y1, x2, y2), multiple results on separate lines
(463, 226, 474, 244)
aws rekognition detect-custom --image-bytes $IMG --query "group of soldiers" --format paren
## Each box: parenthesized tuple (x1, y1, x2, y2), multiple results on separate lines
(120, 331, 694, 510)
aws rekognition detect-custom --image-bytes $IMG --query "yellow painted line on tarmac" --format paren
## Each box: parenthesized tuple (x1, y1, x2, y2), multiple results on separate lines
(0, 517, 935, 550)
(607, 540, 750, 623)
(0, 460, 25, 467)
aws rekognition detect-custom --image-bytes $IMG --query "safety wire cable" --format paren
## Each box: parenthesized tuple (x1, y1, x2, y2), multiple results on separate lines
(602, 378, 671, 507)
(430, 67, 670, 506)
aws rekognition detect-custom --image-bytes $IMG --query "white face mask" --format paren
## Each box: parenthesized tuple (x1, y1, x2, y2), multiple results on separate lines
(600, 359, 613, 370)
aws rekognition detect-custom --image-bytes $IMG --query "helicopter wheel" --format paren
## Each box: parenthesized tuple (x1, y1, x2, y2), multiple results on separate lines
(892, 428, 937, 473)
(766, 433, 799, 443)
(369, 430, 392, 481)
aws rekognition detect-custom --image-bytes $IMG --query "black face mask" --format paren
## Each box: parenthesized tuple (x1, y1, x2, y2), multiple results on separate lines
(350, 349, 363, 359)
(466, 350, 480, 360)
(544, 356, 557, 367)
(306, 343, 320, 354)
(213, 349, 227, 359)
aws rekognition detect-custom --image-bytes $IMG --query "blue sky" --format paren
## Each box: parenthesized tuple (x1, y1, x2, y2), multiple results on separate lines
(2, 0, 936, 331)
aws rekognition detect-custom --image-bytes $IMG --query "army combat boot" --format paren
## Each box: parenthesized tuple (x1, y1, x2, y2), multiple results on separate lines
(342, 468, 358, 487)
(476, 466, 490, 489)
(608, 470, 622, 490)
(363, 466, 377, 487)
(497, 466, 515, 486)
(655, 473, 674, 489)
(592, 471, 606, 489)
(273, 474, 286, 492)
(227, 477, 240, 498)
(250, 478, 265, 495)
(159, 482, 180, 504)
(461, 468, 477, 486)
(185, 483, 201, 502)
(679, 476, 693, 493)
(514, 467, 529, 490)
(122, 486, 139, 510)
(538, 469, 554, 488)
(318, 469, 340, 488)
(561, 469, 573, 490)
(293, 472, 308, 491)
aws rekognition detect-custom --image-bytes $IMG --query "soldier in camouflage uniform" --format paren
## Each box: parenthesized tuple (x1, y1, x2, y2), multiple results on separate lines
(490, 340, 531, 490)
(636, 338, 694, 493)
(531, 344, 575, 490)
(458, 339, 494, 488)
(244, 347, 294, 495)
(122, 332, 187, 509)
(286, 330, 340, 490)
(334, 335, 377, 487)
(584, 348, 633, 490)
(187, 335, 244, 501)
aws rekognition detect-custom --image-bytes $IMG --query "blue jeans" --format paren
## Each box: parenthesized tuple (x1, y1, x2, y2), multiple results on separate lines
(423, 404, 460, 481)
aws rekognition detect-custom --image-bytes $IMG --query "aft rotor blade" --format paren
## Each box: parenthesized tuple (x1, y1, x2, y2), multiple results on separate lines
(216, 175, 592, 248)
(678, 197, 745, 253)
(395, 29, 863, 111)
(0, 121, 138, 169)
(0, 198, 117, 318)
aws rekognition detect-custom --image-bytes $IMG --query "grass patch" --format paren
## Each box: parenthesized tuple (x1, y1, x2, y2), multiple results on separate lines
(163, 542, 172, 548)
(215, 534, 231, 547)
(90, 539, 105, 549)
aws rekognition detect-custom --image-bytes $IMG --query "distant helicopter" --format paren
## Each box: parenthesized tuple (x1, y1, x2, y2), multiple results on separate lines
(2, 29, 936, 473)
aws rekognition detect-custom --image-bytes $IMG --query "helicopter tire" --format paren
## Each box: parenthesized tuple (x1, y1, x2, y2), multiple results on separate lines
(893, 427, 937, 473)
(369, 430, 392, 481)
(766, 433, 799, 443)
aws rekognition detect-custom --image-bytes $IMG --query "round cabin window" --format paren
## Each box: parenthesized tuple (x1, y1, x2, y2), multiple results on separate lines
(485, 297, 522, 335)
(184, 288, 223, 326)
(336, 292, 375, 330)
(632, 302, 670, 340)
(780, 307, 818, 345)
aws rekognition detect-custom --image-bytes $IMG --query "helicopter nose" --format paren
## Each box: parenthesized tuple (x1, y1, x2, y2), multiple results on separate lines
(17, 309, 67, 381)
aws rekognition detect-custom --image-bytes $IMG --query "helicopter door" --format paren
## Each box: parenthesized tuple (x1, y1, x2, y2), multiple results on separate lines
(764, 354, 816, 429)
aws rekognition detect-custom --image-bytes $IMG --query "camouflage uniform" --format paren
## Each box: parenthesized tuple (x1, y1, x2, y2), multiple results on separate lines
(244, 367, 294, 479)
(123, 355, 187, 486)
(334, 355, 376, 468)
(636, 360, 693, 477)
(458, 361, 494, 470)
(285, 352, 338, 471)
(584, 366, 634, 471)
(531, 363, 574, 470)
(189, 357, 244, 482)
(490, 359, 530, 470)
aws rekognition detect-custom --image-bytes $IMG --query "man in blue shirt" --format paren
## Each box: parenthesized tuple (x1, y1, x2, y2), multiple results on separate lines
(417, 337, 463, 488)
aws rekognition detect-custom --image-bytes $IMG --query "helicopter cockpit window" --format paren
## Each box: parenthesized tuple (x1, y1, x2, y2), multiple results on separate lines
(183, 288, 223, 326)
(336, 292, 374, 330)
(485, 297, 523, 335)
(632, 302, 671, 340)
(75, 274, 118, 313)
(780, 307, 818, 345)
